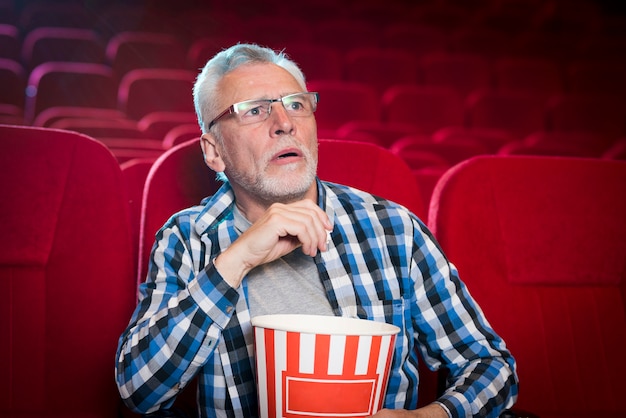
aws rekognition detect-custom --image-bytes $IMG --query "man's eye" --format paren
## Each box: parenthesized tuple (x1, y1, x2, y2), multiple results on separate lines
(242, 106, 266, 118)
(287, 101, 305, 111)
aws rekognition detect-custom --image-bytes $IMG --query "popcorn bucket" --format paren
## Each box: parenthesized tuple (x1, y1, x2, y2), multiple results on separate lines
(252, 314, 400, 418)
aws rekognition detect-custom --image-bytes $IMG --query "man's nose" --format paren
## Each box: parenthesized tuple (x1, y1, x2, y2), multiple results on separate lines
(269, 102, 294, 135)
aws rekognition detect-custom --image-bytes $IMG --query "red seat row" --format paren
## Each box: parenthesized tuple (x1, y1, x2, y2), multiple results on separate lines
(4, 124, 624, 417)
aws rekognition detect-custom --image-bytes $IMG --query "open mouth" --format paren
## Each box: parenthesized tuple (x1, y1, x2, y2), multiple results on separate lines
(278, 152, 299, 159)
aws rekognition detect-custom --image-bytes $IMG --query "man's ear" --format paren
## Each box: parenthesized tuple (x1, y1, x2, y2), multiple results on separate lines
(200, 133, 226, 173)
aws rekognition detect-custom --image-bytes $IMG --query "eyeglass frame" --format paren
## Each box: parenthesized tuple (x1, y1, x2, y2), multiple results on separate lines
(207, 92, 319, 130)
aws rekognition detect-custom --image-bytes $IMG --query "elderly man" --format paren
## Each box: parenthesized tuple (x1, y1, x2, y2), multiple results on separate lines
(116, 43, 518, 418)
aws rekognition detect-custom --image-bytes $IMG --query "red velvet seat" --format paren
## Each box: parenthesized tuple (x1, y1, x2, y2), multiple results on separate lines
(0, 124, 136, 417)
(106, 31, 186, 79)
(382, 24, 447, 59)
(21, 27, 106, 70)
(335, 120, 422, 149)
(0, 58, 25, 110)
(121, 157, 158, 278)
(137, 137, 435, 411)
(317, 139, 426, 220)
(240, 16, 312, 51)
(381, 85, 464, 134)
(186, 36, 241, 72)
(306, 80, 379, 135)
(391, 135, 491, 166)
(420, 52, 492, 98)
(565, 61, 626, 96)
(466, 89, 548, 139)
(432, 126, 517, 153)
(280, 42, 343, 82)
(24, 62, 118, 124)
(428, 155, 626, 418)
(49, 117, 144, 139)
(117, 69, 196, 120)
(447, 27, 512, 59)
(138, 138, 220, 285)
(521, 130, 614, 158)
(344, 47, 419, 95)
(313, 19, 381, 53)
(162, 124, 201, 149)
(0, 24, 20, 61)
(603, 137, 626, 160)
(137, 111, 198, 140)
(547, 93, 626, 140)
(493, 57, 564, 99)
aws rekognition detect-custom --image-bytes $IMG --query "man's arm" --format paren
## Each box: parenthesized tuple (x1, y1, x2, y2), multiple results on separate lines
(115, 217, 238, 413)
(412, 220, 519, 417)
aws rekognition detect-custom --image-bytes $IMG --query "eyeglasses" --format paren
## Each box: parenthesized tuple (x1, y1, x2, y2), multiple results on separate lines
(208, 92, 319, 130)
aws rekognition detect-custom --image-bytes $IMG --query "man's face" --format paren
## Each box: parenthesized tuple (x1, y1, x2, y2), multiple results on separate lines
(207, 63, 318, 204)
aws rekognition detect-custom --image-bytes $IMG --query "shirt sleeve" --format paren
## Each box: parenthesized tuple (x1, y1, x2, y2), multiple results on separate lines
(115, 215, 239, 413)
(411, 218, 519, 417)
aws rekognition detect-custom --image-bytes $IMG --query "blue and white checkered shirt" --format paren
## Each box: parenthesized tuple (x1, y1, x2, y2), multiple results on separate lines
(116, 179, 518, 417)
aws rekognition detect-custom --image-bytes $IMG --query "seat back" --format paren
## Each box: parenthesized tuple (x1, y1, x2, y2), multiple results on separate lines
(428, 155, 626, 417)
(106, 31, 186, 79)
(382, 84, 464, 133)
(306, 80, 379, 133)
(24, 62, 117, 124)
(138, 138, 220, 284)
(344, 47, 419, 95)
(118, 68, 196, 120)
(0, 124, 136, 416)
(317, 139, 426, 220)
(138, 137, 434, 409)
(466, 89, 548, 139)
(21, 27, 106, 70)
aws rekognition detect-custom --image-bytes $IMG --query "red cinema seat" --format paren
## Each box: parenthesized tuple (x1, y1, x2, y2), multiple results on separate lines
(282, 42, 343, 82)
(432, 126, 517, 153)
(21, 27, 106, 70)
(344, 47, 419, 95)
(0, 58, 25, 109)
(566, 60, 626, 96)
(428, 156, 626, 418)
(420, 52, 492, 98)
(317, 139, 426, 220)
(138, 138, 220, 285)
(138, 138, 435, 411)
(335, 120, 422, 149)
(466, 89, 548, 139)
(306, 80, 379, 135)
(547, 93, 626, 140)
(106, 31, 186, 79)
(382, 85, 464, 134)
(0, 24, 20, 61)
(391, 135, 491, 166)
(121, 157, 157, 276)
(382, 24, 447, 59)
(493, 57, 564, 99)
(118, 69, 196, 121)
(0, 124, 136, 417)
(313, 19, 381, 53)
(24, 62, 118, 124)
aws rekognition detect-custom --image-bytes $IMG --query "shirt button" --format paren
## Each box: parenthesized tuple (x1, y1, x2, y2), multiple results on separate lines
(226, 305, 233, 313)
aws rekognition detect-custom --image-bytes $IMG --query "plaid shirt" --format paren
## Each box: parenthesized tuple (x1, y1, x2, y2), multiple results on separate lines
(116, 179, 518, 417)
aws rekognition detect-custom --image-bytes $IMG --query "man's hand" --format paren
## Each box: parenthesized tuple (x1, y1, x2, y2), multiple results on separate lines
(214, 200, 332, 288)
(370, 404, 448, 418)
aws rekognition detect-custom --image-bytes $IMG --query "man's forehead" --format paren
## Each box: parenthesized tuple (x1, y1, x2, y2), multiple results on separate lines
(217, 63, 302, 103)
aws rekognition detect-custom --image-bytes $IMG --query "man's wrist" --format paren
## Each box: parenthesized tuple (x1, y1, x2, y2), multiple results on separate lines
(213, 246, 251, 288)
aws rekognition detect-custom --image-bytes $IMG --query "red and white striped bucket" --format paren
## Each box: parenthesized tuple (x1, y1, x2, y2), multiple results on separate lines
(252, 314, 400, 418)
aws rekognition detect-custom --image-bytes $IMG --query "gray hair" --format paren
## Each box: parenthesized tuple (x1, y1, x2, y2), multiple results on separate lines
(193, 43, 307, 133)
